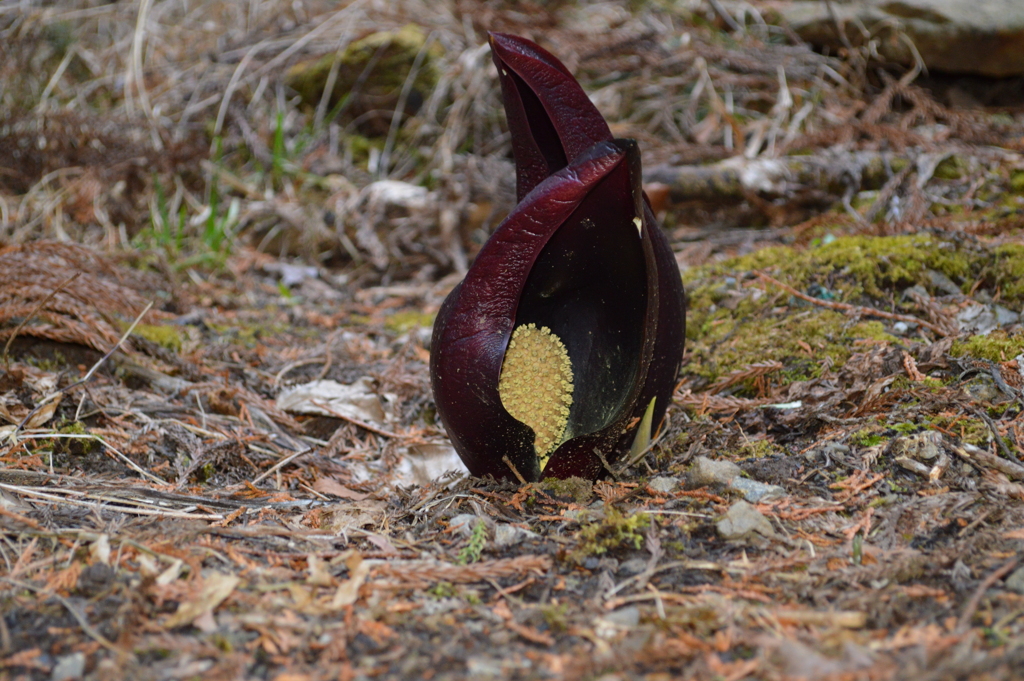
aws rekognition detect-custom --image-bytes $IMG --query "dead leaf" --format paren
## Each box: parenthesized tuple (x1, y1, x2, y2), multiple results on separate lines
(0, 402, 19, 424)
(330, 552, 370, 609)
(365, 533, 400, 555)
(325, 499, 387, 534)
(25, 396, 61, 429)
(0, 485, 32, 512)
(391, 443, 467, 487)
(164, 572, 240, 629)
(276, 377, 396, 427)
(287, 583, 317, 610)
(89, 534, 110, 565)
(312, 477, 368, 500)
(307, 554, 335, 587)
(156, 559, 185, 585)
(0, 647, 48, 671)
(192, 608, 218, 633)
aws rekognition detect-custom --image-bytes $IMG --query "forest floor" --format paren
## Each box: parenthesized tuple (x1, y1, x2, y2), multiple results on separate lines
(2, 1, 1024, 679)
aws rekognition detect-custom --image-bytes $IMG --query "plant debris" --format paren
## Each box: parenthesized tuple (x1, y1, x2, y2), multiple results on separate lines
(2, 1, 1024, 679)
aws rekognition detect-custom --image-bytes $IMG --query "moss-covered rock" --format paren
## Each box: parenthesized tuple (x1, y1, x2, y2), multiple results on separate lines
(286, 24, 441, 135)
(687, 233, 978, 301)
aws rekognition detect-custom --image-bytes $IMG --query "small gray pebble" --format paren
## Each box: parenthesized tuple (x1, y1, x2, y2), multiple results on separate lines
(648, 476, 679, 493)
(618, 558, 648, 576)
(493, 523, 536, 548)
(730, 477, 785, 503)
(52, 653, 86, 681)
(603, 606, 641, 628)
(688, 456, 741, 486)
(1006, 566, 1024, 595)
(716, 500, 775, 540)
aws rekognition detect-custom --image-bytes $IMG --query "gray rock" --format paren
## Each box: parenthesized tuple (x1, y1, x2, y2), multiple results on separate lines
(896, 456, 931, 476)
(493, 523, 536, 548)
(466, 656, 531, 677)
(995, 305, 1020, 327)
(963, 374, 1013, 404)
(716, 500, 776, 540)
(618, 557, 649, 576)
(52, 653, 85, 681)
(781, 0, 1024, 77)
(264, 261, 319, 287)
(957, 303, 1002, 335)
(688, 456, 742, 487)
(465, 657, 504, 677)
(562, 509, 588, 523)
(927, 269, 962, 296)
(648, 476, 680, 494)
(730, 476, 786, 503)
(603, 605, 641, 628)
(1006, 566, 1024, 595)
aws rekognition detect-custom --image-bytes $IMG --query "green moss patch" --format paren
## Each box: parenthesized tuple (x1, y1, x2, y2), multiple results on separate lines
(131, 323, 185, 352)
(1009, 170, 1024, 194)
(950, 331, 1024, 362)
(539, 477, 594, 504)
(785, 234, 974, 299)
(571, 507, 650, 562)
(384, 310, 435, 334)
(683, 232, 1024, 388)
(993, 244, 1024, 301)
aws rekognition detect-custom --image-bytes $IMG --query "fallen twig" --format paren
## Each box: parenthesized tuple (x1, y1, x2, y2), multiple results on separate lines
(0, 505, 44, 531)
(953, 444, 1024, 481)
(754, 271, 949, 337)
(965, 404, 1022, 464)
(956, 556, 1020, 634)
(675, 388, 777, 412)
(706, 360, 784, 395)
(251, 447, 313, 485)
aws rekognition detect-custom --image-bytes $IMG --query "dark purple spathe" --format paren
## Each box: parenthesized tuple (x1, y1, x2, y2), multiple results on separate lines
(429, 33, 686, 481)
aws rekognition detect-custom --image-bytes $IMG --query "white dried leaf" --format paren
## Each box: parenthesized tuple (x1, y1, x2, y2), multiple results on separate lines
(276, 377, 396, 426)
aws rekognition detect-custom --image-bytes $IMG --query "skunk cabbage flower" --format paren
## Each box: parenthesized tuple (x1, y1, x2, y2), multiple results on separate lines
(430, 33, 686, 482)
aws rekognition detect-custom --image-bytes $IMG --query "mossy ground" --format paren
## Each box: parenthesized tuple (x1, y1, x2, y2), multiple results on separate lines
(130, 323, 187, 353)
(950, 330, 1024, 362)
(385, 309, 435, 334)
(571, 506, 650, 562)
(683, 230, 1024, 390)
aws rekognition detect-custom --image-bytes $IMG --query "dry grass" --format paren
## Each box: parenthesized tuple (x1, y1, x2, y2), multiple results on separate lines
(1, 0, 886, 270)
